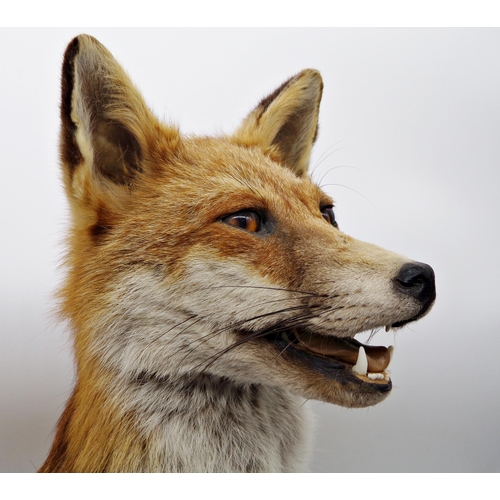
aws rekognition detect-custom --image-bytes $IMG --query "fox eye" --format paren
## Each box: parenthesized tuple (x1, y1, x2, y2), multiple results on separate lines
(321, 206, 338, 228)
(223, 211, 262, 233)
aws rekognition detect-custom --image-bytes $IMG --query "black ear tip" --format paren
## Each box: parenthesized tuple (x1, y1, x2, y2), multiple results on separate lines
(62, 36, 80, 66)
(61, 36, 81, 114)
(60, 36, 83, 171)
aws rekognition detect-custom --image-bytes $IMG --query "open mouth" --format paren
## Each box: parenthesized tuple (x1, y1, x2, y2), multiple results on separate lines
(271, 329, 394, 386)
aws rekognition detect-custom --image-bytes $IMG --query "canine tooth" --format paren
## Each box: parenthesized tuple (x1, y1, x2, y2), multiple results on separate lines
(352, 346, 368, 376)
(385, 325, 391, 332)
(388, 345, 394, 365)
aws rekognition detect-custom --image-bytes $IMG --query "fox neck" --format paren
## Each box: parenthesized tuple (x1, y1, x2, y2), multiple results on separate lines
(40, 362, 311, 472)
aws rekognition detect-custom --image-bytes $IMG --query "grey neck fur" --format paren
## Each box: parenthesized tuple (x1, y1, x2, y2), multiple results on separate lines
(122, 371, 311, 472)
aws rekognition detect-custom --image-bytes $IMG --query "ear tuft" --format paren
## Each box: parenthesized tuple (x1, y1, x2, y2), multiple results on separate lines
(234, 69, 323, 177)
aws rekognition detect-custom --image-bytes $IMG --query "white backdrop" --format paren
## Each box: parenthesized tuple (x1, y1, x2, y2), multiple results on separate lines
(1, 28, 499, 472)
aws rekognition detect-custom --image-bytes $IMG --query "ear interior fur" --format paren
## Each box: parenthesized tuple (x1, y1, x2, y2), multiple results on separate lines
(234, 69, 323, 177)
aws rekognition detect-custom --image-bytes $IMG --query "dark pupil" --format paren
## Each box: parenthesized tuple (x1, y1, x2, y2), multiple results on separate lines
(234, 214, 251, 228)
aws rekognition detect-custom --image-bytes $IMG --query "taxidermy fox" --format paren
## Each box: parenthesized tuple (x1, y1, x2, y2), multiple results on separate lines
(40, 35, 435, 472)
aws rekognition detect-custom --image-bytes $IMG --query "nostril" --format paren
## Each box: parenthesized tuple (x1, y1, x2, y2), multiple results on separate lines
(397, 267, 427, 288)
(394, 262, 436, 305)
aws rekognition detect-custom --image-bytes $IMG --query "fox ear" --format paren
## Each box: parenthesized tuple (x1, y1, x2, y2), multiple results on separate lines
(233, 69, 323, 177)
(60, 35, 178, 200)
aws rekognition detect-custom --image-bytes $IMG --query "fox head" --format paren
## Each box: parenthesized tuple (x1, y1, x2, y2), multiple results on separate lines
(59, 35, 435, 411)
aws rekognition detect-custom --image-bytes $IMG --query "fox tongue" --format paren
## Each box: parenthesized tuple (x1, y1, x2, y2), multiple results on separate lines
(292, 331, 391, 373)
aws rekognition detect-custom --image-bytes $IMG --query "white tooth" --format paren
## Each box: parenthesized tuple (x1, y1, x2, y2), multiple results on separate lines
(368, 373, 384, 380)
(352, 346, 368, 376)
(388, 345, 394, 367)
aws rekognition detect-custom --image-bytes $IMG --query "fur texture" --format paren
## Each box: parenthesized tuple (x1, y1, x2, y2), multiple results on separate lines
(40, 35, 435, 472)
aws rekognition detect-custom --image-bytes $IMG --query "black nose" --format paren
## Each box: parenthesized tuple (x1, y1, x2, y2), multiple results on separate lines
(394, 262, 436, 311)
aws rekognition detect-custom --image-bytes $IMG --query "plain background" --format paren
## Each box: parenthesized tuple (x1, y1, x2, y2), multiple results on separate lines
(1, 28, 499, 472)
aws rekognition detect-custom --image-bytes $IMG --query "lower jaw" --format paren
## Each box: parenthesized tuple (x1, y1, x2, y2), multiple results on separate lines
(268, 333, 393, 402)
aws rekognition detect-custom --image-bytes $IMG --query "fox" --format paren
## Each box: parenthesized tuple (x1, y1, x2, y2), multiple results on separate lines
(39, 34, 435, 473)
